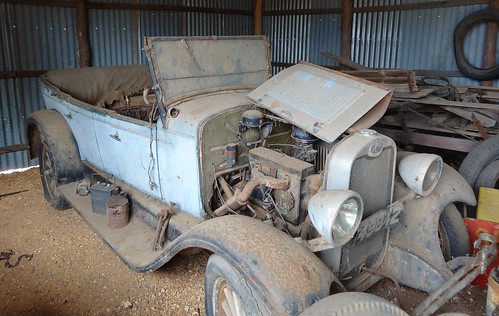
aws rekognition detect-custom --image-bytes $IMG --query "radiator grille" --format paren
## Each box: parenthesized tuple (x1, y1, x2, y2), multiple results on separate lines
(349, 148, 394, 218)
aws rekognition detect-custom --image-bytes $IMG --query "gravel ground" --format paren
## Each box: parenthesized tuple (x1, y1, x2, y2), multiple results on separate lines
(0, 168, 488, 315)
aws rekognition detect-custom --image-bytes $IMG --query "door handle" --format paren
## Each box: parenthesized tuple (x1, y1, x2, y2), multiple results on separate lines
(110, 132, 121, 142)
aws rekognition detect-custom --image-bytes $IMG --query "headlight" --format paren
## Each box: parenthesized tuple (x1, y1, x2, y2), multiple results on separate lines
(308, 190, 363, 247)
(398, 153, 443, 196)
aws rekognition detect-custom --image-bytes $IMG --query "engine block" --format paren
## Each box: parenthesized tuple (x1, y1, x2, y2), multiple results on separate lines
(249, 147, 315, 225)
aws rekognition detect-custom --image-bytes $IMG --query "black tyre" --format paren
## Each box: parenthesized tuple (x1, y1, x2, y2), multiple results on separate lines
(475, 159, 499, 190)
(439, 204, 470, 261)
(459, 135, 499, 193)
(454, 9, 499, 81)
(205, 254, 270, 316)
(299, 292, 407, 316)
(39, 142, 70, 210)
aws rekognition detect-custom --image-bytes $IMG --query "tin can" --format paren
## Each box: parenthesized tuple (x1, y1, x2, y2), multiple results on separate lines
(105, 195, 129, 229)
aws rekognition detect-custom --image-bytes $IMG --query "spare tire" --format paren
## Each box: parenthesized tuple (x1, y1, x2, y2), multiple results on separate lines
(459, 135, 499, 193)
(300, 292, 408, 316)
(454, 9, 499, 81)
(475, 159, 499, 190)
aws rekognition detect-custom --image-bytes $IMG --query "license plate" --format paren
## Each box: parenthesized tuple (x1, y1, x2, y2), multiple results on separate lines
(352, 201, 403, 244)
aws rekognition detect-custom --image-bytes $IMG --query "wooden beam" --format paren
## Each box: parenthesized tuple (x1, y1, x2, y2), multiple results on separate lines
(373, 127, 478, 153)
(0, 144, 29, 155)
(2, 0, 75, 8)
(1, 1, 253, 15)
(341, 0, 353, 62)
(253, 0, 263, 35)
(76, 0, 90, 67)
(481, 0, 499, 87)
(262, 0, 490, 16)
(85, 2, 252, 15)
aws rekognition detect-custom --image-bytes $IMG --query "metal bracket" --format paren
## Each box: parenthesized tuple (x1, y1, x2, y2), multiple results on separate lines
(412, 233, 497, 316)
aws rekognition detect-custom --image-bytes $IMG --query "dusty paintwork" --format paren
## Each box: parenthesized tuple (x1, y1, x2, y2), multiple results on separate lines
(26, 36, 483, 315)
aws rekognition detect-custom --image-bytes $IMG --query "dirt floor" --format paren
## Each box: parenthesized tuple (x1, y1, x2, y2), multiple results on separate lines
(0, 168, 488, 315)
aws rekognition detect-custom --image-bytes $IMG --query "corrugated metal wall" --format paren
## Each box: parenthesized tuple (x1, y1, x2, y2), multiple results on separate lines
(1, 2, 77, 170)
(0, 1, 496, 170)
(0, 0, 252, 171)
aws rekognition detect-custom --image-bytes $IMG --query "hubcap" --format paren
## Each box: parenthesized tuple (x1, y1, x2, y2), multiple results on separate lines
(213, 278, 246, 316)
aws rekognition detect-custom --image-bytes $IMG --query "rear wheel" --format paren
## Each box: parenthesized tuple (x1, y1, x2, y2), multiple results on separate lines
(39, 142, 69, 210)
(205, 254, 269, 316)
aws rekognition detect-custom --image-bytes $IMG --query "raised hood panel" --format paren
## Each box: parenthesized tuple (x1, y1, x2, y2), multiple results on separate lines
(248, 62, 393, 143)
(144, 36, 270, 106)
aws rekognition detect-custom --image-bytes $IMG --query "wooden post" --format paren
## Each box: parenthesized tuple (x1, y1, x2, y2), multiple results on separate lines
(254, 0, 263, 35)
(76, 0, 90, 67)
(341, 0, 353, 62)
(481, 0, 499, 86)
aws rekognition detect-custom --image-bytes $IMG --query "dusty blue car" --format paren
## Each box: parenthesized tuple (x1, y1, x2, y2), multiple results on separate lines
(27, 36, 480, 316)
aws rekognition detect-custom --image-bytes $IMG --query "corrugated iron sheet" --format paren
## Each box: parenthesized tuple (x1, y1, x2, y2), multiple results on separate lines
(264, 0, 311, 74)
(352, 0, 490, 85)
(0, 0, 253, 171)
(1, 0, 497, 171)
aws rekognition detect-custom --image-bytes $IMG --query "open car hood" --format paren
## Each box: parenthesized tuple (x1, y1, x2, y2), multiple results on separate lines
(248, 62, 393, 143)
(144, 36, 270, 107)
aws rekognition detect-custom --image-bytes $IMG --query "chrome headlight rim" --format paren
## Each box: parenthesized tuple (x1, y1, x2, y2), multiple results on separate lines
(398, 153, 443, 197)
(308, 190, 364, 247)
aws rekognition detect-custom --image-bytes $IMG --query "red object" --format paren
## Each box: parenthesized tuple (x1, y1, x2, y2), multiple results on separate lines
(464, 217, 499, 288)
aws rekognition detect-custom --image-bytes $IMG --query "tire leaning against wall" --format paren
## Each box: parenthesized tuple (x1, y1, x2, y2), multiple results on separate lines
(454, 9, 499, 81)
(459, 135, 499, 194)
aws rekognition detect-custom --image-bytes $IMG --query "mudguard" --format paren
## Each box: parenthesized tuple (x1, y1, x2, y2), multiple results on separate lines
(27, 109, 83, 184)
(143, 216, 336, 316)
(381, 163, 476, 292)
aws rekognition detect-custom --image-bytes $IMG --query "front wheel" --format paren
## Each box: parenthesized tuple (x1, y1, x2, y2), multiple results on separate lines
(205, 254, 269, 316)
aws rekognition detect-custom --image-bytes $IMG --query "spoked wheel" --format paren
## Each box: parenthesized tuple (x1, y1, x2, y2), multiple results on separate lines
(205, 254, 269, 316)
(213, 277, 246, 316)
(38, 143, 69, 210)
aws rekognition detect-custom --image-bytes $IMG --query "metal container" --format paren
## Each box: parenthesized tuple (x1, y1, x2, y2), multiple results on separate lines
(105, 195, 129, 229)
(90, 181, 118, 214)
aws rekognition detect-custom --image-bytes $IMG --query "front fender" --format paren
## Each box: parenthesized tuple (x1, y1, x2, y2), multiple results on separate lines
(381, 163, 475, 292)
(143, 216, 336, 316)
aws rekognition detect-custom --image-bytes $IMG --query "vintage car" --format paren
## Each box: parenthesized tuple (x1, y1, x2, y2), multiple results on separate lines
(28, 36, 480, 315)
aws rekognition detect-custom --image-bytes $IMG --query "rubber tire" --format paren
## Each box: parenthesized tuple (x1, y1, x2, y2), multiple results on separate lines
(459, 135, 499, 193)
(454, 9, 499, 81)
(38, 142, 70, 210)
(205, 254, 270, 316)
(439, 204, 470, 261)
(299, 292, 408, 316)
(475, 159, 499, 190)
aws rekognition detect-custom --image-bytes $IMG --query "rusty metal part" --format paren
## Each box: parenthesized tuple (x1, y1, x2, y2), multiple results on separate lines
(217, 176, 234, 199)
(214, 169, 289, 216)
(412, 233, 497, 316)
(471, 113, 490, 140)
(487, 267, 499, 316)
(144, 215, 338, 315)
(152, 204, 175, 251)
(381, 159, 477, 293)
(106, 195, 130, 229)
(213, 164, 249, 179)
(362, 266, 402, 308)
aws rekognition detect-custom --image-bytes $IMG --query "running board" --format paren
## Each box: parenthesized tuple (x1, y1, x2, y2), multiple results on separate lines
(59, 182, 202, 271)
